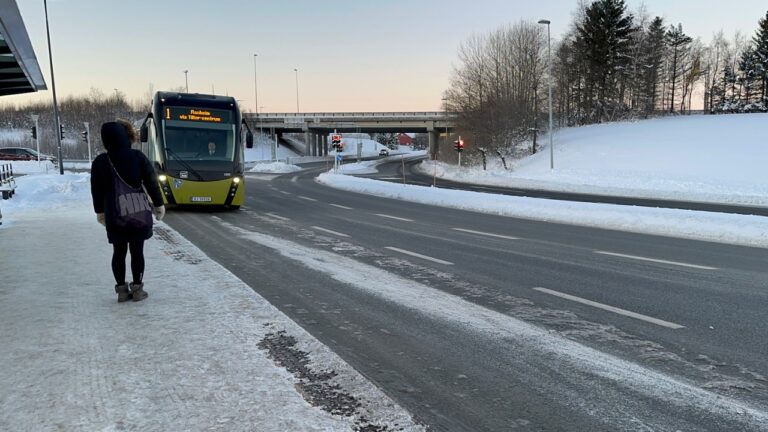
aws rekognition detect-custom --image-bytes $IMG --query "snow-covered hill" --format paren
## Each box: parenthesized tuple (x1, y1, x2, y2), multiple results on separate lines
(420, 113, 768, 206)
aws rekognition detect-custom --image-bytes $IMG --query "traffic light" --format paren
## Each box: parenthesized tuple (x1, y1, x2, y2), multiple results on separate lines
(331, 134, 342, 151)
(59, 124, 65, 140)
(454, 138, 465, 152)
(81, 130, 88, 143)
(31, 126, 37, 139)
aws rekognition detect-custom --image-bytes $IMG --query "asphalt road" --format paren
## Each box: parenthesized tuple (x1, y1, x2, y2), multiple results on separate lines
(164, 166, 768, 431)
(364, 155, 768, 217)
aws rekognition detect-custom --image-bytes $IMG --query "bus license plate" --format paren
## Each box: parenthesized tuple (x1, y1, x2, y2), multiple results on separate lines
(190, 196, 212, 202)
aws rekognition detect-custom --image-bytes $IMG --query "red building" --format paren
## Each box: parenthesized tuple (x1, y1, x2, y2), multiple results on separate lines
(397, 133, 413, 146)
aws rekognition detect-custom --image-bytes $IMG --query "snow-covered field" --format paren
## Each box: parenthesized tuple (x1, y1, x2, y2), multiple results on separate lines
(419, 114, 768, 207)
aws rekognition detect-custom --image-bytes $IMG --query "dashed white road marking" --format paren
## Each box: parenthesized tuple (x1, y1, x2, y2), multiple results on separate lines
(265, 212, 290, 221)
(298, 195, 318, 202)
(452, 228, 519, 241)
(280, 191, 291, 196)
(330, 204, 353, 210)
(532, 287, 685, 329)
(311, 226, 350, 238)
(594, 251, 718, 270)
(384, 247, 453, 265)
(375, 214, 414, 222)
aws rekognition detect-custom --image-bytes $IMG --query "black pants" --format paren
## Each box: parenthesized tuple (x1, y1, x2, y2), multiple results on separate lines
(112, 240, 145, 285)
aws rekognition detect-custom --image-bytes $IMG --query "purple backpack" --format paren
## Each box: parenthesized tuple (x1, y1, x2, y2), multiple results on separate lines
(108, 158, 153, 230)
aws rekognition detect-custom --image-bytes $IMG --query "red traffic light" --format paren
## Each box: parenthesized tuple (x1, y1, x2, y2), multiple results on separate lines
(331, 134, 342, 144)
(454, 139, 465, 152)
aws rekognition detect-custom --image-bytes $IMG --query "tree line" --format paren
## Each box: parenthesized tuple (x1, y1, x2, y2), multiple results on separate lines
(445, 0, 768, 159)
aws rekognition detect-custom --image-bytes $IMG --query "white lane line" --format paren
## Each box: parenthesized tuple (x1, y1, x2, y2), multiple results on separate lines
(311, 226, 350, 238)
(330, 204, 353, 210)
(298, 195, 318, 202)
(375, 213, 414, 222)
(594, 251, 718, 271)
(280, 191, 291, 196)
(384, 246, 453, 265)
(265, 212, 290, 221)
(533, 287, 685, 329)
(452, 228, 519, 241)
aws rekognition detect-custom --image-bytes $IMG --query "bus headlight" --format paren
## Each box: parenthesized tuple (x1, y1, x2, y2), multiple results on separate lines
(232, 176, 241, 184)
(158, 174, 168, 182)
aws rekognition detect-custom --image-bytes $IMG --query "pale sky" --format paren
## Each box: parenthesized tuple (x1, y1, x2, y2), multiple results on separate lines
(5, 0, 767, 112)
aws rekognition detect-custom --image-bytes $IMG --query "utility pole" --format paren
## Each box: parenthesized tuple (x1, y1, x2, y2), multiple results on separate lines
(44, 0, 63, 175)
(538, 19, 554, 170)
(184, 70, 189, 93)
(294, 68, 300, 113)
(84, 122, 92, 162)
(253, 54, 259, 114)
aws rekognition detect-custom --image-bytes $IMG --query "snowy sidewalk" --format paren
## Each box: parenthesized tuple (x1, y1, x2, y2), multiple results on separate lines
(0, 175, 421, 431)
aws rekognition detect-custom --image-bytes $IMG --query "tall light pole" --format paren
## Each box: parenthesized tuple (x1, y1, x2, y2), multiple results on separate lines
(253, 54, 259, 114)
(43, 0, 63, 175)
(538, 19, 554, 170)
(183, 70, 189, 93)
(294, 68, 300, 113)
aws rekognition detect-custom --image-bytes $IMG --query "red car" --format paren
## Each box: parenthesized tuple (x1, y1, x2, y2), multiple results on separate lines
(0, 147, 58, 165)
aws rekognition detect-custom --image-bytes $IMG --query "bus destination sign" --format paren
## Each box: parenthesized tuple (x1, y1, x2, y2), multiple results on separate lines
(165, 107, 231, 123)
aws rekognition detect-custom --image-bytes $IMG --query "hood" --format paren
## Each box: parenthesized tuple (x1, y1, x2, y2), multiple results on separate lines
(101, 121, 131, 153)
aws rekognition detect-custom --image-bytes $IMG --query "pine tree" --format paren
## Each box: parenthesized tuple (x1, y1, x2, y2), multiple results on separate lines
(666, 24, 692, 112)
(752, 10, 768, 106)
(738, 47, 761, 108)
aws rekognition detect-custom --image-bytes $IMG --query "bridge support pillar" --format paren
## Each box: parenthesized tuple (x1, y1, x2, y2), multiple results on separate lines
(428, 131, 440, 159)
(304, 131, 311, 156)
(321, 134, 328, 156)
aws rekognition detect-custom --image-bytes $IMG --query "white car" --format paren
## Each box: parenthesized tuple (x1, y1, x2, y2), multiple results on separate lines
(379, 148, 390, 156)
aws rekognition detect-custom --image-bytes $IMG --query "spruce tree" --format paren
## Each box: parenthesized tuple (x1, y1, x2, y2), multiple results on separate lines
(576, 0, 635, 122)
(753, 10, 768, 106)
(642, 17, 666, 114)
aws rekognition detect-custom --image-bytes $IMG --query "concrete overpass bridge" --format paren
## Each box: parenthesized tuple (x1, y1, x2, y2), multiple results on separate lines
(243, 112, 455, 156)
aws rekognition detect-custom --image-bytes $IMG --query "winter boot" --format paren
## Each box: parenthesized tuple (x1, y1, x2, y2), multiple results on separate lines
(115, 283, 132, 303)
(129, 282, 148, 302)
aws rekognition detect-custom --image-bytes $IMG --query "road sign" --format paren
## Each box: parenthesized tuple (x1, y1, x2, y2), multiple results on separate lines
(335, 153, 342, 161)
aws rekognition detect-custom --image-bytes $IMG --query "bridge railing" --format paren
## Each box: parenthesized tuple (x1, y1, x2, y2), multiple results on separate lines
(249, 112, 451, 119)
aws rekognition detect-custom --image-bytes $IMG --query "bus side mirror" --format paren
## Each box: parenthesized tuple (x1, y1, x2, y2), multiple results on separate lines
(246, 130, 254, 149)
(140, 123, 148, 143)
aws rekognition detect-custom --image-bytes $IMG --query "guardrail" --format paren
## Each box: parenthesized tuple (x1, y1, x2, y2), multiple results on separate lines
(1, 163, 17, 200)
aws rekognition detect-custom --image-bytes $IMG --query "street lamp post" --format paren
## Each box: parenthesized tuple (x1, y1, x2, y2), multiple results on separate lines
(253, 54, 259, 114)
(183, 70, 189, 93)
(43, 0, 63, 175)
(538, 19, 554, 170)
(294, 68, 300, 113)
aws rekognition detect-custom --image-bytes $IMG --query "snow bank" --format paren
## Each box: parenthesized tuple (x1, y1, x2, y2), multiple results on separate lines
(3, 160, 58, 174)
(317, 173, 768, 248)
(0, 173, 90, 225)
(248, 161, 302, 173)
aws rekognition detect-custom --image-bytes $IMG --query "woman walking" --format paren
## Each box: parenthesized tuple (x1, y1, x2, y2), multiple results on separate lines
(91, 121, 165, 302)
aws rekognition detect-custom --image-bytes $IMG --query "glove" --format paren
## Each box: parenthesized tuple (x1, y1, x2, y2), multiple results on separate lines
(96, 213, 105, 226)
(153, 205, 166, 221)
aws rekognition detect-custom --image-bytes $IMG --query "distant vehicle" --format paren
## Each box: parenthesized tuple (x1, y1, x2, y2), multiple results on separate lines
(0, 147, 57, 165)
(379, 148, 390, 156)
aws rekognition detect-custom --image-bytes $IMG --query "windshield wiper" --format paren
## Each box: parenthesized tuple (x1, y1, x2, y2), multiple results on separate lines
(165, 148, 204, 181)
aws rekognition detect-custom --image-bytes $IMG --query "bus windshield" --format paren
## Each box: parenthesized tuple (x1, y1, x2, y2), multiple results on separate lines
(162, 120, 236, 163)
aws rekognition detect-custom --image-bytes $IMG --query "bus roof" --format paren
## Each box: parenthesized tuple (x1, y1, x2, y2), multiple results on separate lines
(154, 92, 238, 110)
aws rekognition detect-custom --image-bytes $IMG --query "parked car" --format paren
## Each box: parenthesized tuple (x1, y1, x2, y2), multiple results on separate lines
(0, 147, 57, 165)
(379, 148, 390, 156)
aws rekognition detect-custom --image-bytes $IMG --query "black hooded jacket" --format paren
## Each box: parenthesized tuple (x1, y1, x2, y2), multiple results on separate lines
(90, 122, 164, 243)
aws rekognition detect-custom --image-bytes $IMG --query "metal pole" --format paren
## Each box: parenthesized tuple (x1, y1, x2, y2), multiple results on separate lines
(44, 0, 64, 175)
(546, 22, 554, 170)
(253, 54, 259, 114)
(84, 122, 92, 163)
(31, 114, 40, 163)
(294, 68, 300, 113)
(184, 70, 189, 92)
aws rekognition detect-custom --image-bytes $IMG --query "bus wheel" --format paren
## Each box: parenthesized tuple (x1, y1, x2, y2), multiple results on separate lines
(228, 205, 240, 210)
